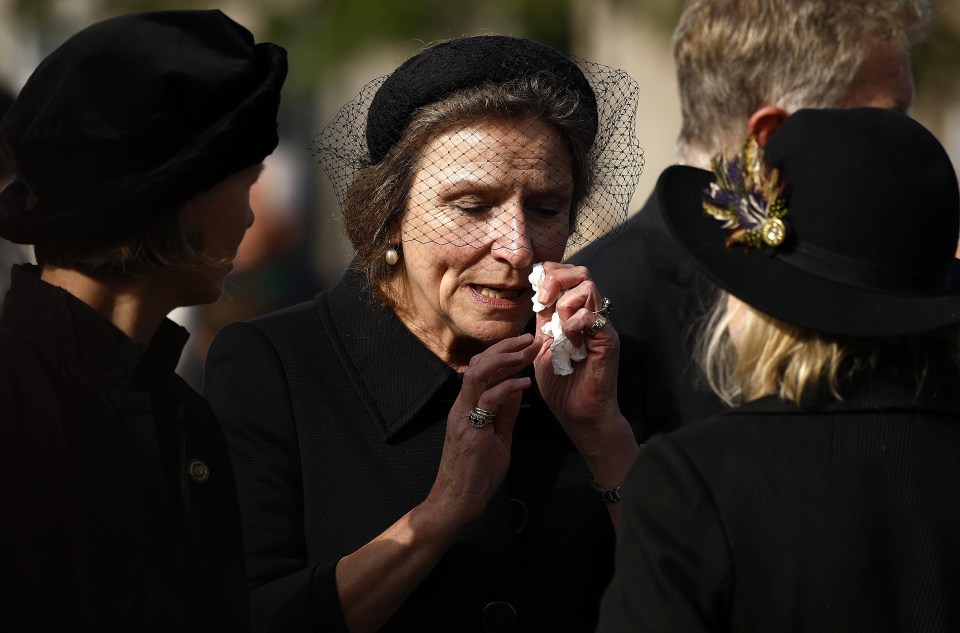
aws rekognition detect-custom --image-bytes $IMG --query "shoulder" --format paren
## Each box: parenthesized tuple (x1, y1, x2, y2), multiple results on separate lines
(209, 295, 330, 363)
(203, 284, 361, 405)
(668, 404, 802, 452)
(226, 268, 375, 355)
(248, 298, 324, 342)
(654, 402, 841, 498)
(0, 331, 60, 416)
(0, 332, 72, 491)
(626, 432, 711, 502)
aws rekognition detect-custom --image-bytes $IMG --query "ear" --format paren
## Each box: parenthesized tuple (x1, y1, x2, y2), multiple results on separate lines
(385, 217, 401, 247)
(747, 106, 789, 147)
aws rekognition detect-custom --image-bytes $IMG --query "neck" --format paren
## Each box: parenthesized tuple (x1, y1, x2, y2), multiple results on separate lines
(384, 276, 491, 373)
(392, 307, 485, 373)
(40, 266, 178, 344)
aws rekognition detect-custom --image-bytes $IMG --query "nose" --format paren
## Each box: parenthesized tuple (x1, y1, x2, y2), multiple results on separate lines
(246, 207, 255, 230)
(490, 207, 534, 268)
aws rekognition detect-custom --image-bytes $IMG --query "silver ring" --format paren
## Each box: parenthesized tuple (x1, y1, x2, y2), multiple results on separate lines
(586, 313, 608, 337)
(467, 407, 496, 428)
(593, 297, 612, 319)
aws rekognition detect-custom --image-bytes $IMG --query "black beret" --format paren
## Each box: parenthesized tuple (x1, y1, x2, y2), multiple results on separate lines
(365, 35, 597, 164)
(0, 10, 287, 246)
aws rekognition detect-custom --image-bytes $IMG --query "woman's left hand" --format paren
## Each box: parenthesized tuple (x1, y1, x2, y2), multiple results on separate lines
(533, 262, 620, 427)
(533, 262, 639, 511)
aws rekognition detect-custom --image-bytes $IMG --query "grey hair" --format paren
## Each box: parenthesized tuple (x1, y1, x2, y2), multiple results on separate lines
(672, 0, 931, 160)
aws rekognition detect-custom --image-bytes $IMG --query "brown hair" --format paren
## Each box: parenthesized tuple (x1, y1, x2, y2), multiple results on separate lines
(36, 184, 230, 280)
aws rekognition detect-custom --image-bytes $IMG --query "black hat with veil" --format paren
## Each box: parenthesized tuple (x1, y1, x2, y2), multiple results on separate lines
(312, 34, 643, 287)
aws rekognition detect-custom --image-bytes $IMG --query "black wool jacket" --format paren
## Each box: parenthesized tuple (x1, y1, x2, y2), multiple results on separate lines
(0, 265, 248, 632)
(570, 186, 726, 425)
(203, 266, 675, 633)
(598, 363, 960, 632)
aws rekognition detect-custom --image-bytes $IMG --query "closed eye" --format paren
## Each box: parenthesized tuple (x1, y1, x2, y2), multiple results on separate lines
(449, 203, 493, 215)
(528, 206, 564, 218)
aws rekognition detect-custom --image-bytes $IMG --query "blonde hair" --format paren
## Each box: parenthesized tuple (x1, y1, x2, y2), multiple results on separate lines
(672, 0, 931, 159)
(698, 293, 847, 406)
(698, 291, 960, 407)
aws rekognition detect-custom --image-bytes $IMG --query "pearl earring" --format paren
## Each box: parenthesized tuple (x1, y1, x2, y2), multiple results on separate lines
(385, 248, 399, 266)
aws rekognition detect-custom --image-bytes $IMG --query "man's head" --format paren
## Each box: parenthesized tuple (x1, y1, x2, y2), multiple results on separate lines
(672, 0, 930, 165)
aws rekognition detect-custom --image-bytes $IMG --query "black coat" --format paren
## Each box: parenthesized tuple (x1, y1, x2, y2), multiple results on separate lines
(203, 267, 674, 633)
(570, 186, 725, 425)
(598, 365, 960, 632)
(0, 265, 248, 632)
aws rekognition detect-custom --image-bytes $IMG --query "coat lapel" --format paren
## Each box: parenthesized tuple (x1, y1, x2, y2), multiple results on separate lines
(316, 268, 457, 441)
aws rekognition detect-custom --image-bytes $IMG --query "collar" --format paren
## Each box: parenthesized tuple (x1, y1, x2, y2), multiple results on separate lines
(636, 190, 699, 289)
(1, 264, 189, 388)
(316, 267, 459, 441)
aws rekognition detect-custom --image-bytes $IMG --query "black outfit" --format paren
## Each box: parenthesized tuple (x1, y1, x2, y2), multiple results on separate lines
(0, 265, 248, 632)
(571, 188, 725, 426)
(203, 267, 674, 633)
(597, 362, 960, 632)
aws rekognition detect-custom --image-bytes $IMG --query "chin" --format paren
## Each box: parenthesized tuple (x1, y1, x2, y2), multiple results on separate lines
(464, 318, 529, 344)
(174, 278, 227, 307)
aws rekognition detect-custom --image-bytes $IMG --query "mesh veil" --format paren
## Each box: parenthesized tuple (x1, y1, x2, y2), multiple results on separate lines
(312, 48, 643, 263)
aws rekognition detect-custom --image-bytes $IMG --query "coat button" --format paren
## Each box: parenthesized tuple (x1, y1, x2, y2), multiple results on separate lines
(482, 601, 517, 633)
(187, 459, 209, 483)
(509, 498, 528, 534)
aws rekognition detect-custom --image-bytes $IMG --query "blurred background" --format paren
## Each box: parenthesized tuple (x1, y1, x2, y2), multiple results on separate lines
(1, 0, 958, 387)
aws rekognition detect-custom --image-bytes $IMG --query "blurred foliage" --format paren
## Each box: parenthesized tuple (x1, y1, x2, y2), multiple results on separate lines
(10, 0, 958, 97)
(913, 14, 960, 100)
(263, 0, 572, 92)
(12, 0, 571, 94)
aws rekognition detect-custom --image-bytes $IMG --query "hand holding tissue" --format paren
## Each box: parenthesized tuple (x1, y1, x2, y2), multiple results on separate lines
(528, 262, 587, 376)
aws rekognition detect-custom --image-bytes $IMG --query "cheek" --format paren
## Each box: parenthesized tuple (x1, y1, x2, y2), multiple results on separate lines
(433, 244, 482, 284)
(402, 243, 454, 292)
(532, 232, 568, 263)
(406, 229, 480, 266)
(541, 240, 567, 259)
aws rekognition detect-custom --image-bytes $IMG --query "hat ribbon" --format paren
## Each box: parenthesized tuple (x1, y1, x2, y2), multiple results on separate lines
(774, 240, 952, 296)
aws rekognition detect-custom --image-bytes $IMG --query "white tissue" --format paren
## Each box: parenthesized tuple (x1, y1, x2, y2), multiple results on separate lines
(528, 263, 550, 313)
(528, 263, 587, 376)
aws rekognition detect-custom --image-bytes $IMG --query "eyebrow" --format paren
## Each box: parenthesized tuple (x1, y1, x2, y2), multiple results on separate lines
(440, 169, 573, 194)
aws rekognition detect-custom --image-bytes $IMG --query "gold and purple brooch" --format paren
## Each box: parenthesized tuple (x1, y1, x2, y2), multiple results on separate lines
(703, 135, 789, 249)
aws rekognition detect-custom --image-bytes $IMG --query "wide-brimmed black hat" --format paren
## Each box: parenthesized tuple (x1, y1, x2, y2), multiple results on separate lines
(0, 10, 287, 247)
(659, 107, 960, 338)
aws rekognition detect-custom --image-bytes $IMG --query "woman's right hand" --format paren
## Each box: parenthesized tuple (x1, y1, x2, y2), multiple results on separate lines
(337, 334, 537, 633)
(425, 333, 538, 527)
